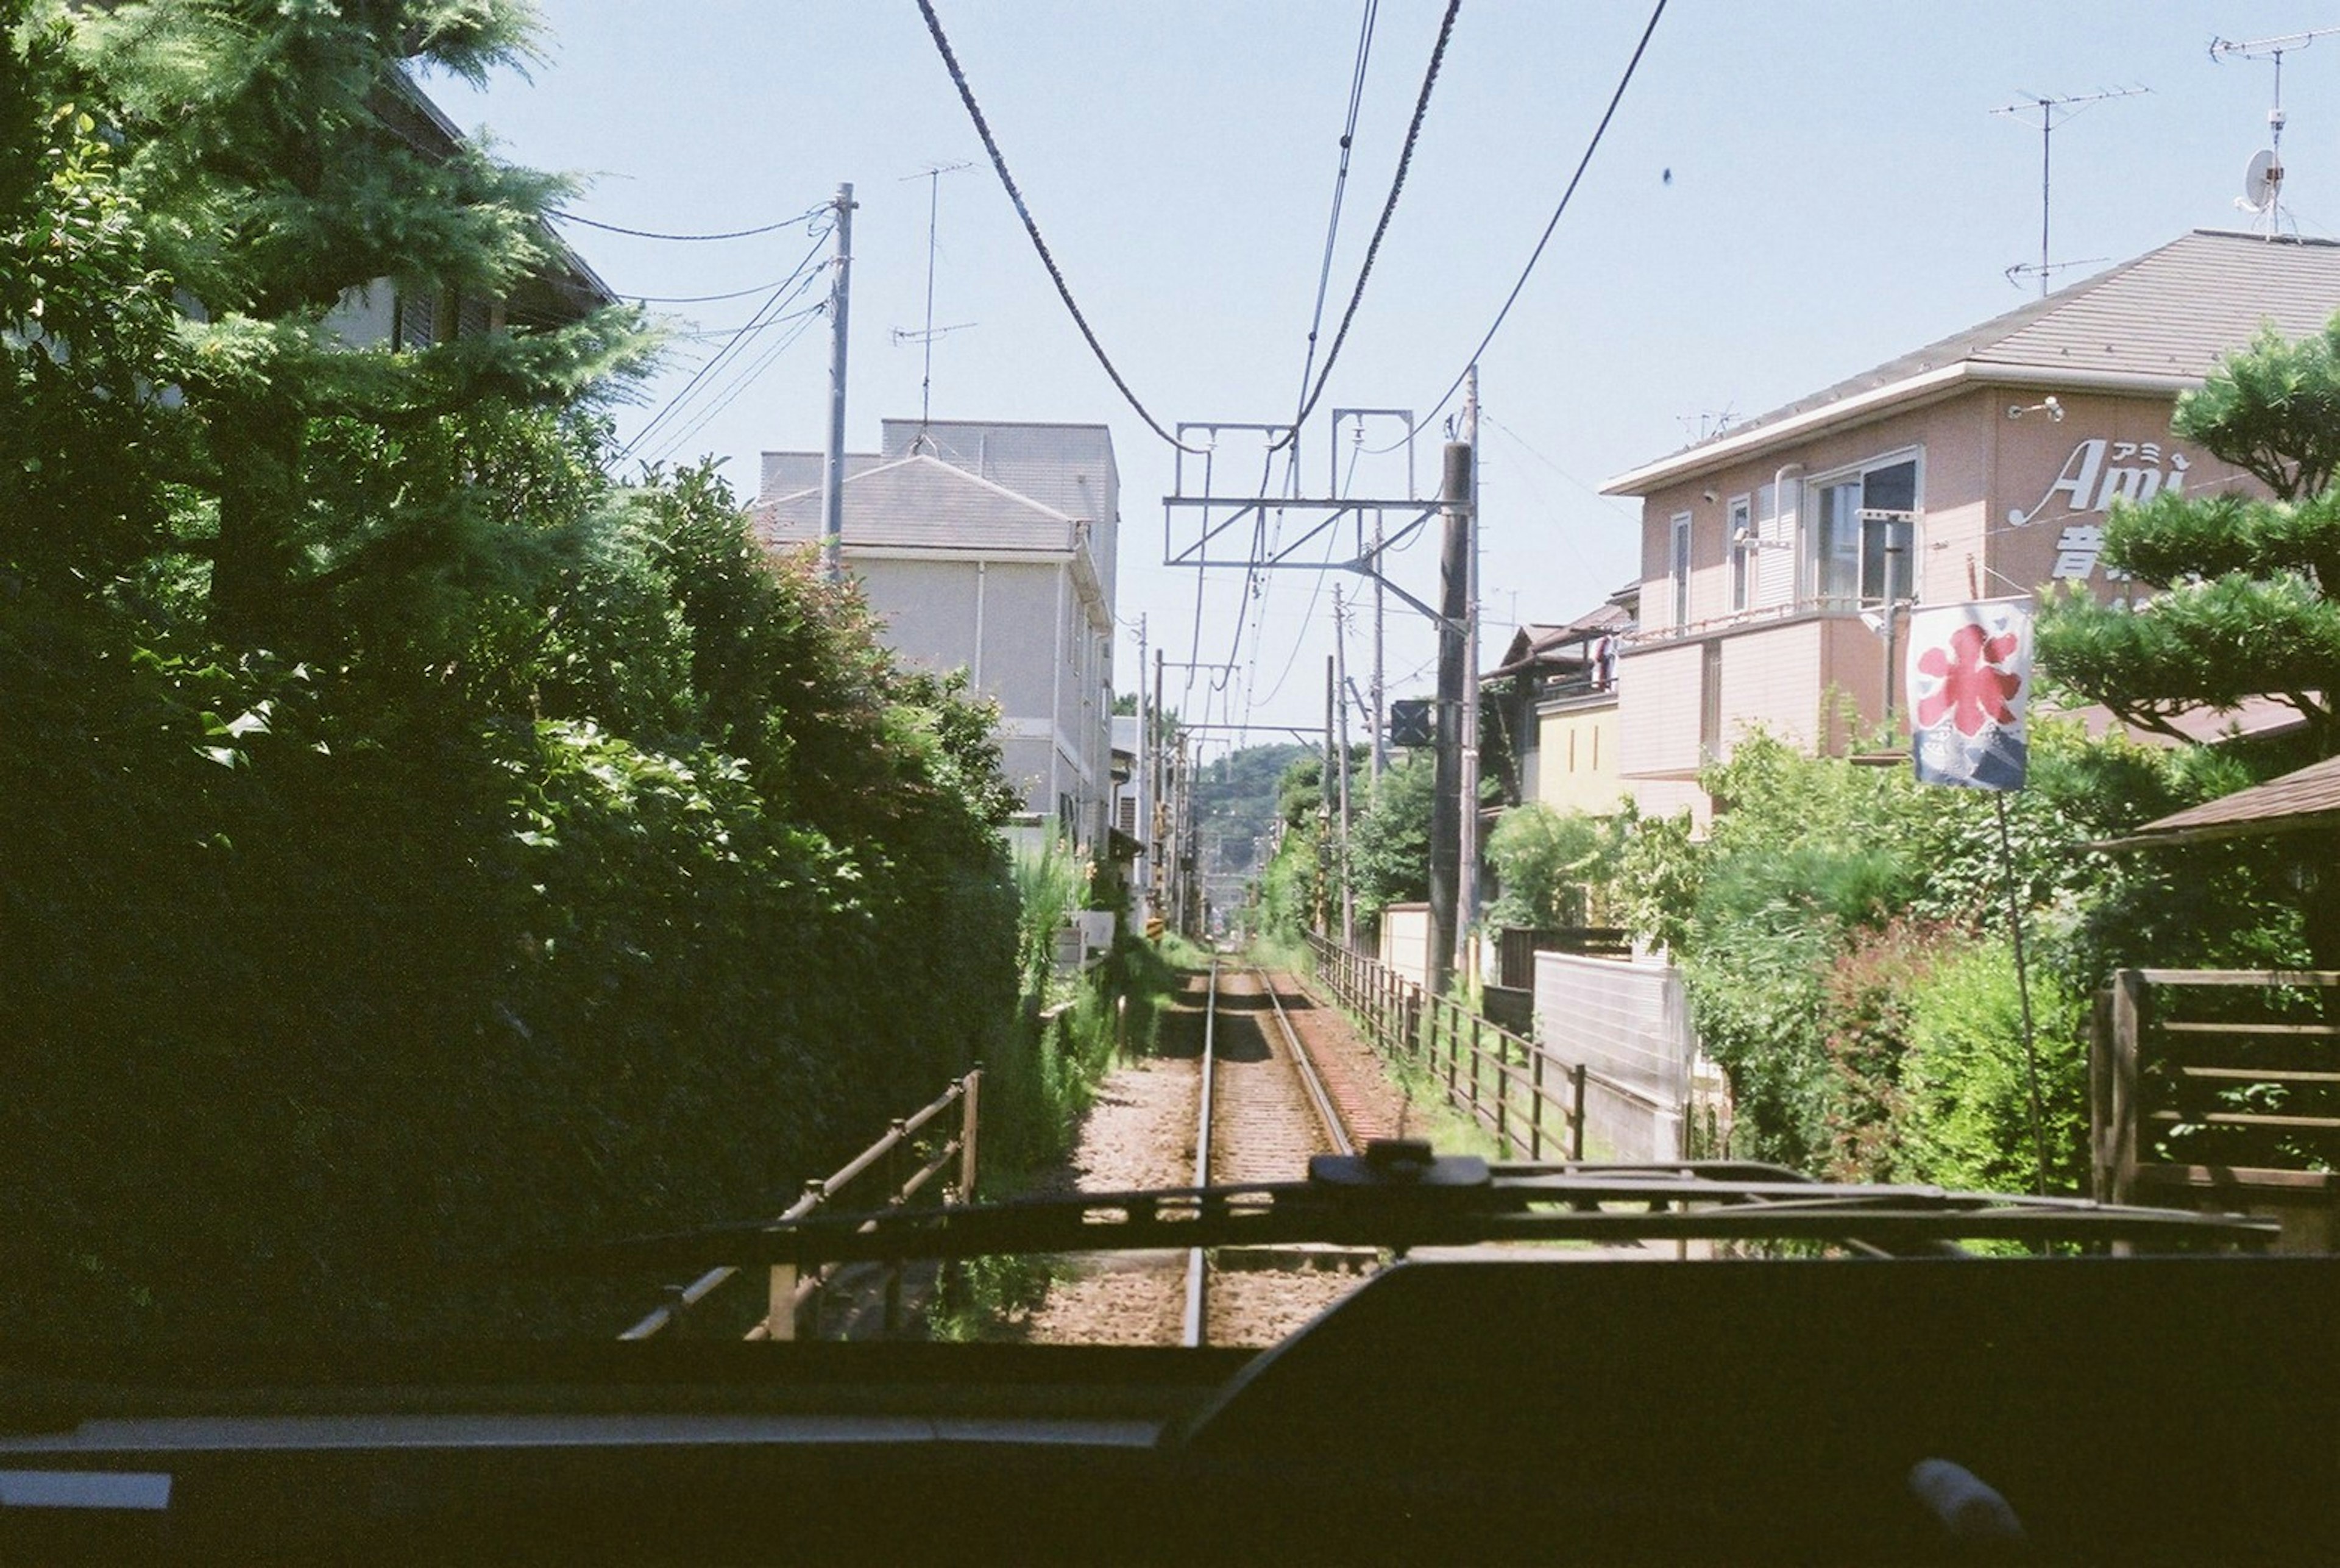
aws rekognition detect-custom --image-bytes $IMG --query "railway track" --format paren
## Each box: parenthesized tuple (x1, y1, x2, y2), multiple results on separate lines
(1183, 959, 1366, 1347)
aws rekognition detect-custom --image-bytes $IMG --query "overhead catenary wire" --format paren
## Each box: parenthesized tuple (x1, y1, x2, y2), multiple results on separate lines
(1243, 0, 1386, 739)
(1290, 1, 1383, 421)
(1372, 0, 1667, 452)
(914, 0, 1204, 453)
(1272, 0, 1461, 453)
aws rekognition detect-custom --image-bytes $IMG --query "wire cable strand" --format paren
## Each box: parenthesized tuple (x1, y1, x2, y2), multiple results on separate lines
(626, 278, 836, 306)
(914, 0, 1203, 453)
(1290, 1, 1381, 414)
(1378, 0, 1666, 450)
(550, 204, 824, 243)
(622, 232, 830, 461)
(1273, 0, 1461, 453)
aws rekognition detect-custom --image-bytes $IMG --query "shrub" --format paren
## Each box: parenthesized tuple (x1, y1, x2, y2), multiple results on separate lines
(1898, 940, 2086, 1193)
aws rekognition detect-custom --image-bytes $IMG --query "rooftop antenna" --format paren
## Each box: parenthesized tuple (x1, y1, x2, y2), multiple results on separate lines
(1674, 406, 1736, 444)
(892, 161, 975, 438)
(1991, 86, 2149, 296)
(2211, 29, 2340, 236)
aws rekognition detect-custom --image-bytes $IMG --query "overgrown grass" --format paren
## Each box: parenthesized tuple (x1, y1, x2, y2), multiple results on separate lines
(977, 837, 1186, 1195)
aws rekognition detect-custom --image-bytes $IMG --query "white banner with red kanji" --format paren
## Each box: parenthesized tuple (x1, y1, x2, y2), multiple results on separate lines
(1906, 598, 2033, 791)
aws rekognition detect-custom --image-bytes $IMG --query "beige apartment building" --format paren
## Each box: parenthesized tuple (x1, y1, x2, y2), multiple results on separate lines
(1600, 229, 2340, 822)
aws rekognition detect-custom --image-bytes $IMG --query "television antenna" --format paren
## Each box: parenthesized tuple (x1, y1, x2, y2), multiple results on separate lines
(1991, 86, 2149, 297)
(892, 161, 975, 432)
(2211, 29, 2340, 235)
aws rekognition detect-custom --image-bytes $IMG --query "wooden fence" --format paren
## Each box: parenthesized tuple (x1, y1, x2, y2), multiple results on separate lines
(1311, 932, 1648, 1162)
(2094, 970, 2340, 1243)
(621, 1068, 982, 1341)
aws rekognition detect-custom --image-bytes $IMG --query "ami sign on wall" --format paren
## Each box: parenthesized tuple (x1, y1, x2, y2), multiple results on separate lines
(1989, 399, 2244, 598)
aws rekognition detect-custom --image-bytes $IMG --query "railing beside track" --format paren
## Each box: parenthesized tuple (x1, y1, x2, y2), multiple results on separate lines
(1306, 933, 1680, 1162)
(620, 1066, 982, 1342)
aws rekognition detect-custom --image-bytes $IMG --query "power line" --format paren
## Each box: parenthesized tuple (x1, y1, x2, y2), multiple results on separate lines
(914, 0, 1203, 453)
(550, 204, 824, 243)
(1376, 0, 1667, 451)
(671, 300, 828, 341)
(625, 277, 838, 306)
(644, 307, 828, 466)
(621, 231, 830, 461)
(1274, 0, 1461, 453)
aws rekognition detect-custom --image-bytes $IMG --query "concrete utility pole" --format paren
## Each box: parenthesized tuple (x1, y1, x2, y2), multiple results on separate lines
(1323, 655, 1338, 937)
(1428, 430, 1472, 998)
(818, 182, 856, 583)
(1133, 613, 1150, 921)
(1152, 647, 1168, 925)
(1370, 507, 1388, 795)
(1457, 367, 1482, 989)
(1335, 584, 1355, 951)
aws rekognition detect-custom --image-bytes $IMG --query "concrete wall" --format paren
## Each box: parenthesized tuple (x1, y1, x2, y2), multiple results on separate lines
(1533, 951, 1694, 1162)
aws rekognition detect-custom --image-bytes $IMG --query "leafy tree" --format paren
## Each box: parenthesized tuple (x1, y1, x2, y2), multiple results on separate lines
(2037, 315, 2340, 970)
(1348, 750, 1435, 918)
(1485, 803, 1625, 929)
(73, 0, 653, 650)
(0, 5, 1029, 1339)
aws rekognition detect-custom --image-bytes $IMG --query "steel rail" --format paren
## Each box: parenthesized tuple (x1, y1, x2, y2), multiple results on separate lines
(1181, 960, 1220, 1349)
(1254, 965, 1355, 1158)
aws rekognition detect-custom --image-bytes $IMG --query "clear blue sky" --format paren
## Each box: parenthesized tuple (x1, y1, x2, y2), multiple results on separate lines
(432, 2, 2340, 757)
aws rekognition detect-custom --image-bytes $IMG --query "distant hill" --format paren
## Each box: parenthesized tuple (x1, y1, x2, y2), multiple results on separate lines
(1192, 742, 1308, 907)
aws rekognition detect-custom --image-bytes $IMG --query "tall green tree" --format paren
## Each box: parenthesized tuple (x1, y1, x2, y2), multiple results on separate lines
(2038, 316, 2340, 970)
(72, 0, 651, 650)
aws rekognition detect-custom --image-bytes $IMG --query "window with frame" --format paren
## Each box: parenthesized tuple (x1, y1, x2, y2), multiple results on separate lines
(1810, 456, 1916, 606)
(1728, 494, 1753, 612)
(1669, 512, 1692, 627)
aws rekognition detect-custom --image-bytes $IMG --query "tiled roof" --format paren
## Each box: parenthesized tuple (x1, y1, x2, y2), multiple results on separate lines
(1605, 230, 2340, 494)
(2108, 751, 2340, 846)
(756, 453, 1081, 555)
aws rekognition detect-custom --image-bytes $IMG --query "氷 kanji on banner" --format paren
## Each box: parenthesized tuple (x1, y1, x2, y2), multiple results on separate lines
(1906, 598, 2032, 791)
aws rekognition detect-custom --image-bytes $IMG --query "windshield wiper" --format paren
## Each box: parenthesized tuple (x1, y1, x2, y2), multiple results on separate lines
(554, 1140, 2275, 1274)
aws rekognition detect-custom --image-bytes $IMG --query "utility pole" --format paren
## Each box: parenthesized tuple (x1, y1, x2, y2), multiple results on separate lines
(1457, 367, 1482, 990)
(818, 182, 856, 582)
(1371, 507, 1388, 795)
(1428, 430, 1472, 998)
(1322, 655, 1338, 937)
(1152, 647, 1168, 928)
(1133, 614, 1149, 924)
(1335, 584, 1355, 951)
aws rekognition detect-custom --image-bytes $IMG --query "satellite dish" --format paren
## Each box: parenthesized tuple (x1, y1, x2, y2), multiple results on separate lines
(2243, 148, 2284, 210)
